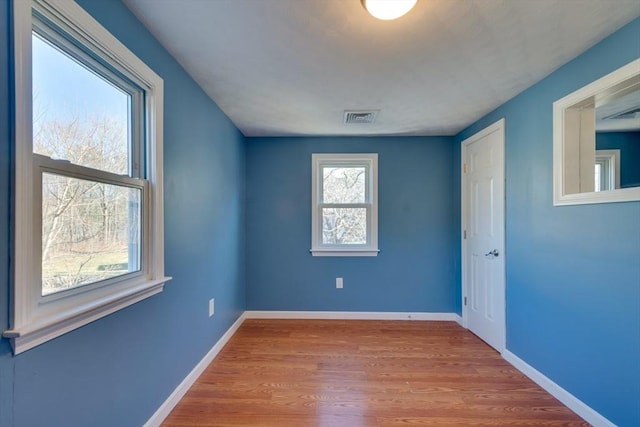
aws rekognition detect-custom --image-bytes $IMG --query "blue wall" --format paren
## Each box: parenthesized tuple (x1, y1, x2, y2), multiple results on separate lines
(596, 131, 640, 188)
(0, 1, 246, 426)
(1, 1, 14, 426)
(456, 18, 640, 426)
(245, 137, 456, 313)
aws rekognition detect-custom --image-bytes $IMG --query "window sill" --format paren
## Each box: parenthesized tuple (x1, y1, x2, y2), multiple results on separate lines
(3, 277, 172, 355)
(310, 249, 380, 257)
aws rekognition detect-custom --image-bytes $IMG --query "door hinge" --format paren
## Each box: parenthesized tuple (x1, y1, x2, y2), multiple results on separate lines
(463, 163, 467, 173)
(463, 230, 467, 239)
(464, 296, 467, 306)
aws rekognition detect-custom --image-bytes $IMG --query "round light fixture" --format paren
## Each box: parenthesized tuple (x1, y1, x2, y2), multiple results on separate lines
(361, 0, 418, 21)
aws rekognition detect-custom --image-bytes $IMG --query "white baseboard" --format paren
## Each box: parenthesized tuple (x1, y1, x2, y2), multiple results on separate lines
(502, 350, 614, 427)
(244, 310, 459, 321)
(453, 313, 463, 326)
(143, 312, 247, 427)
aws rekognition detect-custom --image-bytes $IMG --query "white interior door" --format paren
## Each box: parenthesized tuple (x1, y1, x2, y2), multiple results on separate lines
(463, 119, 505, 352)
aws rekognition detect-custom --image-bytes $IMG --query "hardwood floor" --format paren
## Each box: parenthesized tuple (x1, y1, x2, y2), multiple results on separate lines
(162, 319, 589, 426)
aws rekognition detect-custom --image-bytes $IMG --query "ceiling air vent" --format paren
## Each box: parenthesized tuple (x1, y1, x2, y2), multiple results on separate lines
(344, 110, 378, 125)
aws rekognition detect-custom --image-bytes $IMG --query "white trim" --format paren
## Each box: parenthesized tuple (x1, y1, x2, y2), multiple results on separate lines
(5, 277, 170, 354)
(12, 0, 34, 337)
(463, 118, 506, 143)
(453, 313, 463, 326)
(461, 118, 506, 352)
(553, 58, 640, 206)
(503, 350, 615, 427)
(244, 310, 459, 321)
(143, 313, 247, 427)
(310, 249, 380, 257)
(595, 149, 621, 191)
(35, 0, 161, 87)
(6, 0, 167, 354)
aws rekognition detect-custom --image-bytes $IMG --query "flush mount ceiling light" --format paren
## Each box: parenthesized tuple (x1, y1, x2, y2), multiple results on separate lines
(361, 0, 418, 20)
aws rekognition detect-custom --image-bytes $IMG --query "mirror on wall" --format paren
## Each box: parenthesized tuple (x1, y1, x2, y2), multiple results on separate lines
(553, 59, 640, 206)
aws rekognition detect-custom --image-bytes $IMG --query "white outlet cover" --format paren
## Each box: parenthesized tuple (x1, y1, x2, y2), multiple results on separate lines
(336, 278, 343, 289)
(208, 298, 215, 317)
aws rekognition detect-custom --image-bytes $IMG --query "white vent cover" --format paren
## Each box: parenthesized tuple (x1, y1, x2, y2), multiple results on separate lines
(344, 110, 378, 124)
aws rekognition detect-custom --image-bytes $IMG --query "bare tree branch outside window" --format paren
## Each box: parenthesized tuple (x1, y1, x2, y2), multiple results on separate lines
(33, 32, 140, 295)
(321, 167, 367, 244)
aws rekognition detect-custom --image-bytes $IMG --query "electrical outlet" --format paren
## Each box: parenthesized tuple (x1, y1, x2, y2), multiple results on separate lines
(208, 298, 215, 317)
(336, 277, 343, 289)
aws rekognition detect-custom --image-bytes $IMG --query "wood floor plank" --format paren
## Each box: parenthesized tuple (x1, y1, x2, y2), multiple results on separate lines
(162, 319, 589, 426)
(378, 417, 589, 426)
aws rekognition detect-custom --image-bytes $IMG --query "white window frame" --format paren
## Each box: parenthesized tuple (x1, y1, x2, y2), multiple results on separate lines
(311, 153, 379, 257)
(595, 149, 621, 191)
(3, 0, 170, 355)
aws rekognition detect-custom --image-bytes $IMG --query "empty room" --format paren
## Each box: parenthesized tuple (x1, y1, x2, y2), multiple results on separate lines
(1, 0, 639, 426)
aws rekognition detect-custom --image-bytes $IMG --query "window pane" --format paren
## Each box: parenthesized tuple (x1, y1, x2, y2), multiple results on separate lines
(322, 167, 366, 203)
(32, 32, 130, 175)
(42, 173, 141, 296)
(322, 208, 367, 245)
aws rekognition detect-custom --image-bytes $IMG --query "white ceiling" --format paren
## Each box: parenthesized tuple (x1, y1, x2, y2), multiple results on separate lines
(123, 0, 640, 137)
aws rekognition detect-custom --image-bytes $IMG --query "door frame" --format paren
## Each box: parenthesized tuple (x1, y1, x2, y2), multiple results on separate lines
(461, 118, 506, 353)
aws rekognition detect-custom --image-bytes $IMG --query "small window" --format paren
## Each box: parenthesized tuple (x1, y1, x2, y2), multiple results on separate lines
(311, 154, 379, 256)
(595, 149, 620, 192)
(4, 0, 169, 354)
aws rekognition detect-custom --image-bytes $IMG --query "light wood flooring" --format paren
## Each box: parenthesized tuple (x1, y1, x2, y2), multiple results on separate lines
(162, 319, 589, 426)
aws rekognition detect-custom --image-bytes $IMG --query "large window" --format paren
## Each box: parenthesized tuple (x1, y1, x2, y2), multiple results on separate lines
(4, 0, 168, 354)
(311, 154, 379, 256)
(33, 20, 144, 296)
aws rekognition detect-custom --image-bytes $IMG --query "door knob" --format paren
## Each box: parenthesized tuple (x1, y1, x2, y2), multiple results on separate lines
(485, 249, 499, 257)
